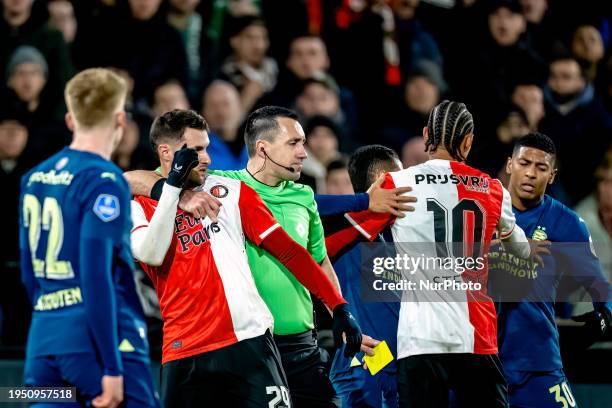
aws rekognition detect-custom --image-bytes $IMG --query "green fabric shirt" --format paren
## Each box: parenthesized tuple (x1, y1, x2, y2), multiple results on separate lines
(210, 169, 326, 335)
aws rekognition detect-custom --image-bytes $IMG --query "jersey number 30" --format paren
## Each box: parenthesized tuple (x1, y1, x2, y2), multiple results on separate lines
(23, 194, 73, 279)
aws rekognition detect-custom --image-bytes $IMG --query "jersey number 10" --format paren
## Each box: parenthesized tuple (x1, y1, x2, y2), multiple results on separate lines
(22, 194, 74, 279)
(427, 198, 485, 258)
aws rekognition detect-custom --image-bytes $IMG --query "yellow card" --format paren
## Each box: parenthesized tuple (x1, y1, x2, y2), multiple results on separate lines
(363, 340, 394, 376)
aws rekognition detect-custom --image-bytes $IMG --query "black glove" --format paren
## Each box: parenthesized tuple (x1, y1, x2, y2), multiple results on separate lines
(332, 303, 362, 358)
(571, 307, 611, 347)
(166, 144, 199, 188)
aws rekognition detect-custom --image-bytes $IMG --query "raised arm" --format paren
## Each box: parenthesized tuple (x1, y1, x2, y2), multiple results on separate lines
(131, 146, 199, 266)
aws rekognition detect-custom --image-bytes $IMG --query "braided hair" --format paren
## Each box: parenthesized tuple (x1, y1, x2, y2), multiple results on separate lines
(425, 100, 474, 162)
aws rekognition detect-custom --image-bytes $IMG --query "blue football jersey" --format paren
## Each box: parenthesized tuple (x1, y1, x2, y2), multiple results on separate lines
(19, 147, 149, 375)
(330, 233, 400, 380)
(491, 195, 611, 371)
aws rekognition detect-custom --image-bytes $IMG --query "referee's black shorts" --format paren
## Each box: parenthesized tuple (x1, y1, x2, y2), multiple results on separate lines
(161, 330, 291, 408)
(397, 353, 508, 408)
(274, 329, 339, 408)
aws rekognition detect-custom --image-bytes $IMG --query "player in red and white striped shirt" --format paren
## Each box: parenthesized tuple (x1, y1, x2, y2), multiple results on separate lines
(130, 110, 362, 407)
(328, 101, 537, 408)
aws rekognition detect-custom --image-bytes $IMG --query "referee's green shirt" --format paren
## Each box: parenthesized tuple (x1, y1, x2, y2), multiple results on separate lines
(210, 169, 327, 335)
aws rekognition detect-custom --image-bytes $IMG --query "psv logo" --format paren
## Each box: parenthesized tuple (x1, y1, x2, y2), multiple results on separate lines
(210, 184, 228, 198)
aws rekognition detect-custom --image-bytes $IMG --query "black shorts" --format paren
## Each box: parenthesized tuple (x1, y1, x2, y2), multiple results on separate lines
(397, 353, 508, 408)
(161, 330, 290, 408)
(274, 330, 339, 408)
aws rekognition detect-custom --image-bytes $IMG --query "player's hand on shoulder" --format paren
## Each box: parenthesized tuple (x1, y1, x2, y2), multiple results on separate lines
(367, 174, 416, 218)
(179, 189, 222, 222)
(92, 375, 123, 408)
(167, 144, 199, 188)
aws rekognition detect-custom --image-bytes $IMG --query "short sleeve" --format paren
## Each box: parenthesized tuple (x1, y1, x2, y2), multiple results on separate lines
(344, 172, 396, 240)
(238, 182, 281, 246)
(497, 185, 516, 239)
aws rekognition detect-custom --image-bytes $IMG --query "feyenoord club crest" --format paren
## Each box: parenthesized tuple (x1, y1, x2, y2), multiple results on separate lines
(210, 184, 228, 198)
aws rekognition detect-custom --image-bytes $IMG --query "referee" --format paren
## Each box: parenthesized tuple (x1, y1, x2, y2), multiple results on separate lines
(127, 107, 355, 406)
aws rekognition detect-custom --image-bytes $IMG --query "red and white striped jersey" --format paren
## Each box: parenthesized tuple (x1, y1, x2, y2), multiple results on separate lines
(344, 159, 520, 358)
(131, 175, 277, 363)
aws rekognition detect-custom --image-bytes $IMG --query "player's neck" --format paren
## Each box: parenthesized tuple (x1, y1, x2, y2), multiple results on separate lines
(511, 192, 544, 212)
(429, 150, 457, 162)
(246, 159, 283, 186)
(70, 130, 115, 160)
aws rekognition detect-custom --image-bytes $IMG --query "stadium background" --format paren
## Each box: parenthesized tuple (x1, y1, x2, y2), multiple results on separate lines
(0, 0, 611, 406)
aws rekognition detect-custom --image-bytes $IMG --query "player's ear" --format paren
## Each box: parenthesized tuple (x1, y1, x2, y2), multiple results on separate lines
(505, 156, 513, 175)
(158, 143, 171, 161)
(256, 139, 266, 156)
(460, 133, 473, 157)
(422, 126, 428, 144)
(548, 168, 558, 185)
(65, 112, 74, 131)
(115, 110, 126, 130)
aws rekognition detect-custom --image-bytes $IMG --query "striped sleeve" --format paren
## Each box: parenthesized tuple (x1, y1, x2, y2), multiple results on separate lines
(326, 173, 396, 258)
(238, 181, 281, 246)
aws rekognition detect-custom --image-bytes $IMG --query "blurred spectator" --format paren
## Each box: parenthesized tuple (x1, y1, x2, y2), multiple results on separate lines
(261, 35, 359, 143)
(300, 115, 344, 193)
(305, 115, 343, 167)
(3, 46, 69, 154)
(325, 159, 354, 195)
(167, 0, 204, 103)
(330, 0, 442, 142)
(389, 0, 443, 79)
(294, 74, 359, 152)
(463, 0, 545, 136)
(511, 83, 545, 130)
(572, 148, 612, 314)
(266, 35, 331, 107)
(0, 0, 74, 111)
(87, 0, 188, 110)
(6, 46, 48, 117)
(152, 80, 190, 119)
(112, 119, 141, 171)
(519, 0, 556, 60)
(221, 15, 277, 113)
(496, 110, 530, 145)
(571, 25, 605, 82)
(382, 60, 445, 154)
(520, 0, 548, 24)
(540, 56, 612, 204)
(286, 35, 330, 81)
(47, 0, 77, 45)
(202, 80, 248, 170)
(401, 135, 428, 169)
(575, 148, 612, 284)
(0, 114, 35, 346)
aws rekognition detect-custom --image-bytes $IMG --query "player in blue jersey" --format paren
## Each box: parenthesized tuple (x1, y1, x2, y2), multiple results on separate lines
(19, 68, 158, 408)
(324, 145, 403, 408)
(491, 133, 611, 408)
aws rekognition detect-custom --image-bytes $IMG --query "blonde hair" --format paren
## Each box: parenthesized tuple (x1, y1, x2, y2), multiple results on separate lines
(64, 68, 127, 129)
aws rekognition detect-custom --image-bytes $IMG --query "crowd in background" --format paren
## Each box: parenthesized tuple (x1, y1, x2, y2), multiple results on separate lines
(1, 0, 612, 349)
